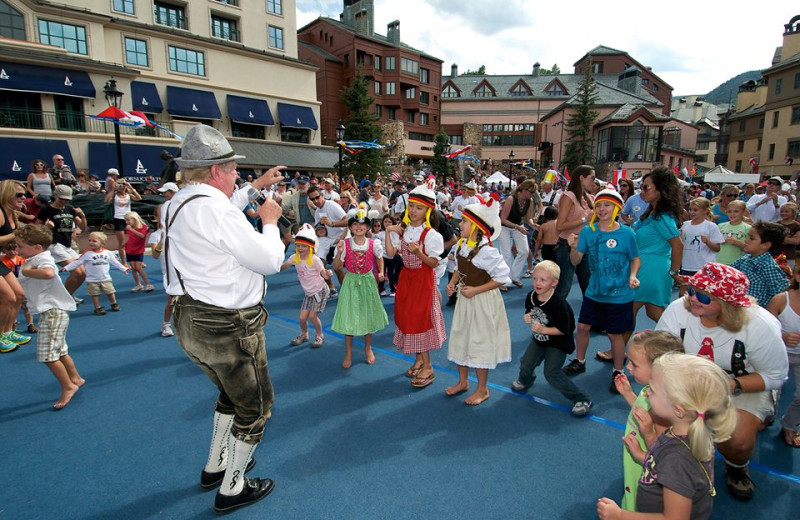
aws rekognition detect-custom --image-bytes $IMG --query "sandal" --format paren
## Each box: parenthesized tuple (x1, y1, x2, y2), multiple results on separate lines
(782, 428, 800, 448)
(290, 334, 308, 346)
(595, 350, 625, 364)
(311, 335, 324, 348)
(512, 280, 524, 288)
(411, 371, 435, 388)
(405, 365, 422, 378)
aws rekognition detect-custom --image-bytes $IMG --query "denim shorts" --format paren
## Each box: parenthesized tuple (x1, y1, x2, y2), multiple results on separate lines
(172, 294, 274, 443)
(578, 296, 634, 335)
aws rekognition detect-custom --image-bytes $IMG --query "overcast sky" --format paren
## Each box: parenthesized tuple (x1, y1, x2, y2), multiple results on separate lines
(297, 0, 797, 96)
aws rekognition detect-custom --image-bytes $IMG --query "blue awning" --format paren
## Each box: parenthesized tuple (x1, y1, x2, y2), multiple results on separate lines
(166, 86, 221, 120)
(130, 82, 163, 113)
(0, 61, 96, 98)
(277, 103, 318, 130)
(0, 138, 76, 182)
(88, 142, 180, 181)
(226, 95, 274, 126)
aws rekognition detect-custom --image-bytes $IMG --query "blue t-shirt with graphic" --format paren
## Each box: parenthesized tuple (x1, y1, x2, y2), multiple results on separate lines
(578, 224, 640, 304)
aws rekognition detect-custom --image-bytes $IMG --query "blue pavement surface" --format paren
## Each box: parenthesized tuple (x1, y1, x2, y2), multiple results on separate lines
(1, 259, 798, 519)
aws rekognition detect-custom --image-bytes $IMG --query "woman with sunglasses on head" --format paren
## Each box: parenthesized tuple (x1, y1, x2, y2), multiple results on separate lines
(656, 262, 788, 503)
(711, 185, 745, 224)
(26, 159, 55, 199)
(0, 181, 32, 351)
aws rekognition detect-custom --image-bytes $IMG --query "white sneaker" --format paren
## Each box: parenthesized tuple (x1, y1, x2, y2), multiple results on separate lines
(144, 284, 155, 292)
(161, 323, 174, 337)
(571, 401, 592, 417)
(72, 296, 85, 305)
(131, 285, 144, 293)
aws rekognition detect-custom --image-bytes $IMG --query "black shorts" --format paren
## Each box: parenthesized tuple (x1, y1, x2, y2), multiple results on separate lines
(113, 218, 127, 231)
(0, 263, 11, 277)
(578, 297, 634, 335)
(127, 253, 144, 263)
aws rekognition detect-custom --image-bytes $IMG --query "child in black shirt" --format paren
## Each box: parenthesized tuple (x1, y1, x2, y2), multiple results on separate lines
(511, 260, 593, 416)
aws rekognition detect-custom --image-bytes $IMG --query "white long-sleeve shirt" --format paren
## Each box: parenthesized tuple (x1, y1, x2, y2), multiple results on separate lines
(64, 248, 127, 282)
(161, 183, 284, 309)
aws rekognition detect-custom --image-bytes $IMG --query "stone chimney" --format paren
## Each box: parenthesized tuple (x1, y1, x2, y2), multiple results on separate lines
(532, 62, 540, 77)
(782, 15, 800, 63)
(451, 63, 458, 77)
(387, 20, 400, 45)
(617, 66, 642, 96)
(341, 0, 374, 36)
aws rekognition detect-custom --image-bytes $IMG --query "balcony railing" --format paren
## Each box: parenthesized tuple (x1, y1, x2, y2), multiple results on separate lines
(0, 108, 176, 139)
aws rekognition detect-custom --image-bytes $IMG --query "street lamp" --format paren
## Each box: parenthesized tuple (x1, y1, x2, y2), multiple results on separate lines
(335, 120, 345, 182)
(103, 79, 125, 178)
(508, 149, 515, 180)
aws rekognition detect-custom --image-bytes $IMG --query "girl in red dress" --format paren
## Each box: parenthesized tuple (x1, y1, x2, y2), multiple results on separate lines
(385, 180, 445, 388)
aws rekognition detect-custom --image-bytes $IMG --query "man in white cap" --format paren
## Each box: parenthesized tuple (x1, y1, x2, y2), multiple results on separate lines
(163, 124, 286, 514)
(321, 177, 340, 202)
(747, 177, 786, 222)
(104, 168, 118, 194)
(449, 181, 480, 229)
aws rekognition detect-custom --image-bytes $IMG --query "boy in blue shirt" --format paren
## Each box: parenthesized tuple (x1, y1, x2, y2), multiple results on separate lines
(562, 189, 641, 393)
(731, 221, 788, 306)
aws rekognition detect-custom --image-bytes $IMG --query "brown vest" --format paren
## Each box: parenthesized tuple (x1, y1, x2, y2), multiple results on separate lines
(456, 242, 492, 287)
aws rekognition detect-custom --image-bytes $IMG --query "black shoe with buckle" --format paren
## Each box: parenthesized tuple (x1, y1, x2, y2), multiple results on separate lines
(725, 463, 755, 501)
(200, 458, 256, 490)
(213, 477, 274, 515)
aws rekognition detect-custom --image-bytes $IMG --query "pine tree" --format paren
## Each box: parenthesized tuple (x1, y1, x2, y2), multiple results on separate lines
(339, 66, 385, 180)
(431, 127, 451, 186)
(563, 63, 599, 170)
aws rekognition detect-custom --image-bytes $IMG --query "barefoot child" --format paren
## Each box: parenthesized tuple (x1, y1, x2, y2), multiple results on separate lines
(62, 231, 128, 315)
(385, 180, 446, 388)
(124, 211, 153, 292)
(15, 224, 83, 409)
(281, 224, 332, 347)
(563, 189, 641, 393)
(613, 330, 684, 511)
(598, 353, 737, 520)
(332, 205, 388, 368)
(445, 199, 511, 405)
(511, 260, 592, 416)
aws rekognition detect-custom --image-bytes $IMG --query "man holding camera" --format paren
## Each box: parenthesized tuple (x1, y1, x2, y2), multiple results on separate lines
(163, 125, 286, 515)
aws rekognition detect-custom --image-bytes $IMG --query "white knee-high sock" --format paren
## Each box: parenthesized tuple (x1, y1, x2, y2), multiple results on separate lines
(219, 435, 258, 496)
(203, 412, 234, 473)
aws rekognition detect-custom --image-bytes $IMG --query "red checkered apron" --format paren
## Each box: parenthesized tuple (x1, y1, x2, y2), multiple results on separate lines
(393, 228, 446, 353)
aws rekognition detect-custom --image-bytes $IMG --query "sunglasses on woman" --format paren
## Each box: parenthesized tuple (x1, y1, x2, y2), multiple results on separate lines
(687, 287, 712, 305)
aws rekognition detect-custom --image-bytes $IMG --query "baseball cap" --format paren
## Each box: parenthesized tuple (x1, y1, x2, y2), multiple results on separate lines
(54, 185, 73, 200)
(107, 168, 119, 176)
(157, 182, 180, 193)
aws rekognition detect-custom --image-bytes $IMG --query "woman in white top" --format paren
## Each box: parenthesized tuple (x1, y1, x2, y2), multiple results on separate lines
(367, 182, 389, 217)
(26, 159, 55, 199)
(104, 180, 141, 264)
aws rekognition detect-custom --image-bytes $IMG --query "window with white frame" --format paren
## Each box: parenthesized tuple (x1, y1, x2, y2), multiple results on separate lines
(113, 0, 134, 15)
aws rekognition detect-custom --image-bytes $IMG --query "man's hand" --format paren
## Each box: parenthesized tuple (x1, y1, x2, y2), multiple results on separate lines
(257, 198, 283, 226)
(252, 166, 287, 190)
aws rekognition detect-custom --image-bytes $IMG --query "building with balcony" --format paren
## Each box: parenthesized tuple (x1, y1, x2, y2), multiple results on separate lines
(442, 50, 689, 179)
(297, 0, 443, 164)
(723, 15, 800, 178)
(0, 0, 336, 182)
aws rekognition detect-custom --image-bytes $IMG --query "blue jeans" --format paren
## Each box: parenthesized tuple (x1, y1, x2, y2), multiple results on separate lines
(172, 294, 273, 443)
(517, 340, 591, 403)
(554, 238, 590, 300)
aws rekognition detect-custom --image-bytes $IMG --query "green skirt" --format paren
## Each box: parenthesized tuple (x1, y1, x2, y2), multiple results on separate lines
(332, 272, 388, 336)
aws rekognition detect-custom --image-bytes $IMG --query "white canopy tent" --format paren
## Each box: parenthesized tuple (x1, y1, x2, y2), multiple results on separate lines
(701, 165, 761, 184)
(484, 171, 517, 189)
